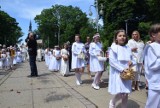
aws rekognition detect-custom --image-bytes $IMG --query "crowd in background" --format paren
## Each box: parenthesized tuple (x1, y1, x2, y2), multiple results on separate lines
(42, 24, 160, 108)
(1, 23, 160, 108)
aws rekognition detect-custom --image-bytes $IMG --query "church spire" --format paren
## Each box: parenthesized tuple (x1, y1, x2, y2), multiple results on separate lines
(28, 20, 32, 32)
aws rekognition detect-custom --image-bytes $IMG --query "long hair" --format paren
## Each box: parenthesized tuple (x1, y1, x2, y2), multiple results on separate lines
(114, 29, 128, 45)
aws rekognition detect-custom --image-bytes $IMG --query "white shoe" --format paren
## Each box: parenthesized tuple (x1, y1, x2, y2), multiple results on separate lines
(76, 80, 81, 85)
(91, 83, 100, 90)
(109, 100, 115, 108)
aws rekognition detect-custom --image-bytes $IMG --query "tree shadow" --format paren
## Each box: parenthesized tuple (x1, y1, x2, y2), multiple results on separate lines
(45, 92, 71, 102)
(99, 79, 109, 88)
(0, 71, 9, 75)
(82, 79, 93, 84)
(37, 73, 53, 78)
(117, 99, 141, 108)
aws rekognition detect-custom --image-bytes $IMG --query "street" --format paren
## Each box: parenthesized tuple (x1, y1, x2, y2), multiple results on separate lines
(0, 61, 147, 108)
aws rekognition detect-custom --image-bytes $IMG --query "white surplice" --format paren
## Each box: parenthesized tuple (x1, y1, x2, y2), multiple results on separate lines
(108, 44, 136, 94)
(89, 42, 104, 72)
(71, 42, 85, 69)
(144, 42, 160, 108)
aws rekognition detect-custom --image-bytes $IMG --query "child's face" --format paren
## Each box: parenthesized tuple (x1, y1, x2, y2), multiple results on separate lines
(116, 32, 126, 45)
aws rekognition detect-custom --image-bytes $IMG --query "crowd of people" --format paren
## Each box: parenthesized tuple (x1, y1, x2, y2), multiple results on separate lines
(1, 23, 160, 108)
(42, 24, 160, 108)
(0, 44, 28, 71)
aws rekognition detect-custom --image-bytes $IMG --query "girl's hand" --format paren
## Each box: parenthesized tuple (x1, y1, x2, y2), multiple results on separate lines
(128, 61, 132, 67)
(132, 47, 138, 52)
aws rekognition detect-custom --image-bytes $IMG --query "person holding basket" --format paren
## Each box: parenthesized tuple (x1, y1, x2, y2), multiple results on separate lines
(108, 29, 136, 108)
(71, 34, 86, 85)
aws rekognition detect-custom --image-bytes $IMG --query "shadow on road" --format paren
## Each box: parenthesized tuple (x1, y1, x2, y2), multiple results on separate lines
(117, 99, 140, 108)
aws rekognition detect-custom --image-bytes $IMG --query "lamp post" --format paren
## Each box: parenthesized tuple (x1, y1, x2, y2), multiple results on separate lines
(89, 0, 104, 32)
(125, 19, 128, 36)
(53, 9, 61, 46)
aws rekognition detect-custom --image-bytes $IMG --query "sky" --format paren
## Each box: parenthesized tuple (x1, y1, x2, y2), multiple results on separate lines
(0, 0, 101, 44)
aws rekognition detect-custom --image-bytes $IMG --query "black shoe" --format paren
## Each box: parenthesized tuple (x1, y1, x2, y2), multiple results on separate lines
(27, 75, 33, 78)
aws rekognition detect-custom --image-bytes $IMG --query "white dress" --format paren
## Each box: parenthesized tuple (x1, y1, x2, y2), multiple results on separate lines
(0, 53, 6, 68)
(0, 52, 4, 69)
(16, 51, 22, 63)
(48, 54, 55, 71)
(60, 49, 69, 75)
(5, 52, 11, 67)
(49, 50, 61, 71)
(44, 49, 49, 66)
(47, 51, 52, 66)
(108, 44, 136, 94)
(71, 42, 85, 69)
(89, 42, 104, 72)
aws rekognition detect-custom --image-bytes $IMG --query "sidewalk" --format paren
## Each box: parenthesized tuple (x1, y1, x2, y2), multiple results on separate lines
(0, 62, 147, 108)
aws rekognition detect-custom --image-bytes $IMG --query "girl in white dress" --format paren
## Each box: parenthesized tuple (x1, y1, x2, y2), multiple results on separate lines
(44, 48, 49, 66)
(0, 49, 6, 69)
(47, 49, 52, 67)
(72, 34, 86, 85)
(53, 46, 61, 71)
(48, 48, 54, 71)
(60, 43, 69, 76)
(16, 49, 22, 63)
(89, 33, 106, 90)
(108, 30, 136, 108)
(5, 48, 11, 70)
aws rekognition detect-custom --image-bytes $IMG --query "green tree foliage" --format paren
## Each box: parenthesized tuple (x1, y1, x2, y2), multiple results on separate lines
(99, 0, 160, 47)
(147, 0, 160, 23)
(0, 10, 23, 46)
(35, 5, 97, 48)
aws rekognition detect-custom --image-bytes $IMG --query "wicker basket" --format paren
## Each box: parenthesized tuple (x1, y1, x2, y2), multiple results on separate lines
(120, 68, 135, 80)
(78, 52, 85, 59)
(56, 56, 61, 60)
(63, 55, 68, 61)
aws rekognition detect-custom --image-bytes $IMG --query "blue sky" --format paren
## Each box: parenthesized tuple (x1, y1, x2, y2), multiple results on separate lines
(0, 0, 100, 44)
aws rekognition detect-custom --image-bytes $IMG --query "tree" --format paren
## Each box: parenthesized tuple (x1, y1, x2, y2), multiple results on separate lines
(34, 5, 96, 48)
(0, 10, 23, 46)
(99, 0, 151, 46)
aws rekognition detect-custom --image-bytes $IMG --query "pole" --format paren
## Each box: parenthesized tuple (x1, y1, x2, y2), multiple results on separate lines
(58, 26, 60, 46)
(48, 36, 49, 48)
(125, 20, 128, 36)
(95, 0, 99, 32)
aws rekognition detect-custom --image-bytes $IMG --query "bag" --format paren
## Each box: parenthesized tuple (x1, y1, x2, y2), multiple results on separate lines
(97, 56, 107, 62)
(56, 56, 61, 60)
(97, 51, 107, 62)
(77, 52, 85, 59)
(63, 55, 68, 61)
(120, 68, 135, 80)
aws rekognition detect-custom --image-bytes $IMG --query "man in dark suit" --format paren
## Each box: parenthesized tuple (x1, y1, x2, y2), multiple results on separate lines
(26, 32, 38, 77)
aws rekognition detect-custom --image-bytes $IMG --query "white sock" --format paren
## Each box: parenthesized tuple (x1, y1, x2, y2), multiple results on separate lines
(75, 73, 79, 81)
(121, 93, 128, 108)
(112, 93, 121, 105)
(93, 72, 99, 85)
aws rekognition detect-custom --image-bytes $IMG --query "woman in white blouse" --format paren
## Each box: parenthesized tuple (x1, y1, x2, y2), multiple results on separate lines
(71, 34, 86, 85)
